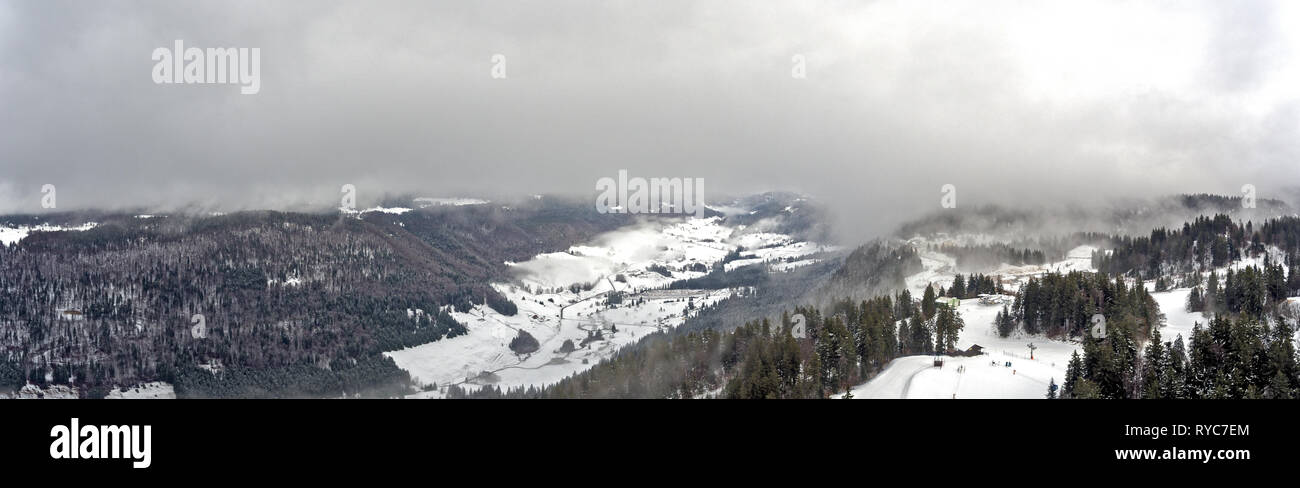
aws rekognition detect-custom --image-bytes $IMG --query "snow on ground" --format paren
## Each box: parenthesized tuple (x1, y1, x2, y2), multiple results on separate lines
(902, 238, 1099, 297)
(850, 237, 1220, 399)
(105, 382, 176, 399)
(414, 197, 489, 207)
(1152, 288, 1206, 344)
(2, 384, 80, 399)
(0, 222, 99, 246)
(837, 353, 1059, 399)
(385, 284, 734, 393)
(904, 243, 958, 296)
(1, 381, 176, 399)
(841, 296, 1076, 399)
(387, 216, 830, 395)
(509, 217, 827, 292)
(360, 206, 412, 215)
(729, 232, 795, 250)
(509, 221, 718, 292)
(725, 239, 835, 272)
(770, 259, 820, 272)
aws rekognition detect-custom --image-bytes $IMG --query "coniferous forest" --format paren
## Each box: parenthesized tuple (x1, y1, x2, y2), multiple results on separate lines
(0, 199, 631, 397)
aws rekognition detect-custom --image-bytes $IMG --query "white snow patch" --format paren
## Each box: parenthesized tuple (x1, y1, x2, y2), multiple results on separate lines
(105, 382, 176, 399)
(360, 206, 412, 215)
(414, 197, 489, 207)
(0, 222, 99, 246)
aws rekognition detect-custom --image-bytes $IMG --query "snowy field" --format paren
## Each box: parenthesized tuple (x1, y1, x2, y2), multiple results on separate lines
(0, 222, 98, 246)
(413, 197, 489, 207)
(2, 384, 79, 399)
(1151, 288, 1207, 344)
(386, 216, 831, 396)
(105, 382, 176, 399)
(1, 381, 176, 399)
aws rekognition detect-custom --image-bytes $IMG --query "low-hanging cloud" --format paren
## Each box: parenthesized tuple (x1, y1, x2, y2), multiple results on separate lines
(1, 0, 1297, 242)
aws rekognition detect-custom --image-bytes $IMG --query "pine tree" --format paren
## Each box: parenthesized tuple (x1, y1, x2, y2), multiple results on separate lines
(1265, 316, 1297, 398)
(896, 289, 913, 319)
(1141, 327, 1165, 398)
(921, 285, 936, 320)
(1063, 351, 1084, 398)
(996, 304, 1015, 337)
(951, 274, 967, 299)
(1206, 271, 1221, 314)
(1187, 286, 1204, 312)
(933, 305, 964, 353)
(910, 315, 932, 355)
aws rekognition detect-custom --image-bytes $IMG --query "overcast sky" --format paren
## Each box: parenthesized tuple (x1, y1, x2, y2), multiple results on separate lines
(1, 0, 1297, 236)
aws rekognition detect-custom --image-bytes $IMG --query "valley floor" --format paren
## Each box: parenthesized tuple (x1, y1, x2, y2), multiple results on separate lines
(386, 216, 830, 396)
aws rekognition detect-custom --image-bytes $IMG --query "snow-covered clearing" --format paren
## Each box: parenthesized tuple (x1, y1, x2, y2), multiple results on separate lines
(1152, 288, 1207, 344)
(413, 197, 489, 207)
(360, 206, 412, 215)
(2, 384, 79, 399)
(1, 381, 176, 399)
(106, 382, 176, 399)
(905, 248, 958, 297)
(903, 236, 1098, 297)
(0, 222, 99, 246)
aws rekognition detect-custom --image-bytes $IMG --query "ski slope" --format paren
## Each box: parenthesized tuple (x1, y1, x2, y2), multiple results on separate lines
(844, 240, 1229, 399)
(840, 296, 1080, 399)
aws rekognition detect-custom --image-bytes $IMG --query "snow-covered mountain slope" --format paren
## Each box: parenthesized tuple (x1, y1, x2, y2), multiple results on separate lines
(843, 233, 1287, 399)
(902, 234, 1098, 296)
(385, 216, 834, 397)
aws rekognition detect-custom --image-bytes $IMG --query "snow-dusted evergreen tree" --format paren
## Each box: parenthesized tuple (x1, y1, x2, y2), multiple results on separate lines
(921, 285, 937, 320)
(1140, 327, 1165, 398)
(1062, 351, 1083, 399)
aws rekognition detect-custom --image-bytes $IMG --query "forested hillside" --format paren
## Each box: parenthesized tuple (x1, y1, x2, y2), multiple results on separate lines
(1094, 214, 1300, 290)
(896, 194, 1293, 240)
(0, 198, 633, 397)
(819, 242, 923, 301)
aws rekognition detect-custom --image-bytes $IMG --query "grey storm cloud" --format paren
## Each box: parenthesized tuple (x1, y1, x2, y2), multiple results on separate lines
(1, 0, 1298, 239)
